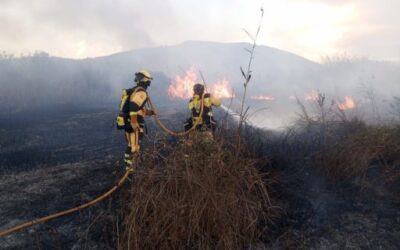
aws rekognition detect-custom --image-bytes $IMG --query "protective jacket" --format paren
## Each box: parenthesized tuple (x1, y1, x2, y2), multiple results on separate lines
(185, 93, 221, 131)
(126, 85, 149, 134)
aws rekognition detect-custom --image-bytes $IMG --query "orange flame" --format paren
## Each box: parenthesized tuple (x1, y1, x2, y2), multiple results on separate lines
(251, 95, 275, 101)
(305, 90, 319, 102)
(168, 67, 234, 99)
(337, 96, 356, 110)
(210, 78, 235, 99)
(168, 66, 197, 99)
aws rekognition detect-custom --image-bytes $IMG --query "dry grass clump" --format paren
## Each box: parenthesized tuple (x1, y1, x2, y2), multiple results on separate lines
(315, 125, 400, 180)
(119, 134, 275, 249)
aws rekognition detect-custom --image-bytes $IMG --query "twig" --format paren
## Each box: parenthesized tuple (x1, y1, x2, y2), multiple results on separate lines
(236, 7, 265, 154)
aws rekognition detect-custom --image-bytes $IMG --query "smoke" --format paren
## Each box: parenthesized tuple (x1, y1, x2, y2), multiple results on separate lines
(0, 0, 178, 57)
(1, 0, 399, 61)
(311, 0, 400, 60)
(1, 35, 399, 131)
(0, 0, 245, 58)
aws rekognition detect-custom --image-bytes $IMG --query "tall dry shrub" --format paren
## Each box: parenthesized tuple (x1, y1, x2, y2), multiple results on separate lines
(119, 134, 274, 249)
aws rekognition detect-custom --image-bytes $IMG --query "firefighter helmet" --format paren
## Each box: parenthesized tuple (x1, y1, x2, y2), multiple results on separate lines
(135, 70, 153, 84)
(193, 83, 205, 95)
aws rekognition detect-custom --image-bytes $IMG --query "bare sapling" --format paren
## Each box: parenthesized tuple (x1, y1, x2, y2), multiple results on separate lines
(236, 7, 265, 153)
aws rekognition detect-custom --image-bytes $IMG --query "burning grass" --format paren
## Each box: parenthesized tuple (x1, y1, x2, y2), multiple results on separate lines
(118, 134, 275, 249)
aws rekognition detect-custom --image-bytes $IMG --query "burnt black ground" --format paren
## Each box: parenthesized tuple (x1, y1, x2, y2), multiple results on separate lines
(0, 105, 189, 249)
(260, 154, 400, 249)
(0, 106, 399, 249)
(0, 106, 127, 249)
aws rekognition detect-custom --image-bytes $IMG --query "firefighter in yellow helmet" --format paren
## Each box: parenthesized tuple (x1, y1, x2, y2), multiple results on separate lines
(184, 83, 221, 136)
(119, 70, 155, 170)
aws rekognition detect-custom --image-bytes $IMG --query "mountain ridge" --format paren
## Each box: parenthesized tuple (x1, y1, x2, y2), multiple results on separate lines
(0, 40, 399, 113)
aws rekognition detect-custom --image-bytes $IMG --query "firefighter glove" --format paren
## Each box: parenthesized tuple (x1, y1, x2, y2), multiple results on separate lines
(145, 109, 156, 116)
(130, 115, 140, 130)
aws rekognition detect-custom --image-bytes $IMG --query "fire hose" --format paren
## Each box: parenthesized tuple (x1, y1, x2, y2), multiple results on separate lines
(0, 169, 133, 238)
(147, 93, 206, 137)
(0, 94, 206, 238)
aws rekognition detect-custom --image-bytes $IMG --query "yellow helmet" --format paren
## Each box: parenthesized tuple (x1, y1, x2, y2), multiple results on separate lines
(135, 69, 153, 84)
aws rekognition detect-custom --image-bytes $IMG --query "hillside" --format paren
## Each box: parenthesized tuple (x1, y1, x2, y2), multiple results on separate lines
(0, 41, 320, 110)
(0, 41, 399, 126)
(95, 41, 321, 92)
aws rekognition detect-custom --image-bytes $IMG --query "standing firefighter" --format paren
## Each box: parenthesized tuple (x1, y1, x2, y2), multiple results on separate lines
(116, 70, 155, 171)
(184, 83, 221, 137)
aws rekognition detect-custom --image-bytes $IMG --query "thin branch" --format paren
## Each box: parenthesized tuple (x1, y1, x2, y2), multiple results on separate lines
(242, 28, 255, 41)
(199, 70, 209, 92)
(236, 7, 265, 153)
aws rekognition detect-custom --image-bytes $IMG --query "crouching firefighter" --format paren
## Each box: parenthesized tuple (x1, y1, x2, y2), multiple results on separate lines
(184, 83, 221, 138)
(116, 70, 155, 171)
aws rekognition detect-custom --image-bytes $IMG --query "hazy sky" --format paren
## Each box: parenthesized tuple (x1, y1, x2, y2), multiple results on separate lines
(1, 0, 399, 62)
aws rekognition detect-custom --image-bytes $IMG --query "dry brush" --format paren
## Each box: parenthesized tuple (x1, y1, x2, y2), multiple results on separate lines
(118, 134, 275, 249)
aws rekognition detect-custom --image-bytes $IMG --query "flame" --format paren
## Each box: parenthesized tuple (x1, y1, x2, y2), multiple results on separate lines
(168, 66, 197, 99)
(305, 90, 319, 101)
(168, 67, 234, 99)
(251, 95, 275, 101)
(210, 78, 235, 99)
(337, 96, 356, 110)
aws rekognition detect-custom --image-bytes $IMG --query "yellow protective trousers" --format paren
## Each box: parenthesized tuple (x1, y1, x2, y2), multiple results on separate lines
(124, 129, 141, 168)
(126, 129, 141, 153)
